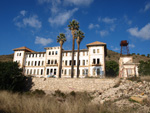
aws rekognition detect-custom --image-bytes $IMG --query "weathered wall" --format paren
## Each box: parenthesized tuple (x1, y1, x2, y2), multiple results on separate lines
(31, 78, 116, 92)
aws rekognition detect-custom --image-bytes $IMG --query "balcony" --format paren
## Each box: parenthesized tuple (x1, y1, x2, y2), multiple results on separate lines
(46, 63, 58, 66)
(92, 63, 102, 66)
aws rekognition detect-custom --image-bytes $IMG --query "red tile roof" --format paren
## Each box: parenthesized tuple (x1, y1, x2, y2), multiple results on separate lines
(13, 46, 35, 52)
(86, 41, 106, 47)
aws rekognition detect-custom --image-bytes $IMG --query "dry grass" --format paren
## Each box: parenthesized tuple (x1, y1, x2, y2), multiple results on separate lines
(0, 90, 143, 113)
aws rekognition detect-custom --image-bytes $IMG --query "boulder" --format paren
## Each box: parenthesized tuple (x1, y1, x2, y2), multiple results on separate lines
(130, 95, 148, 104)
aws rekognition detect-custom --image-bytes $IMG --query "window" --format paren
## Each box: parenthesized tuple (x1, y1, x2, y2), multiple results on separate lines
(93, 49, 95, 53)
(50, 69, 53, 74)
(51, 60, 53, 65)
(20, 53, 21, 56)
(39, 54, 41, 57)
(47, 69, 49, 75)
(64, 69, 67, 75)
(28, 61, 30, 66)
(27, 69, 29, 75)
(52, 51, 54, 55)
(41, 69, 43, 75)
(55, 60, 57, 64)
(33, 54, 34, 57)
(79, 60, 80, 65)
(35, 54, 37, 57)
(29, 54, 31, 57)
(93, 59, 96, 64)
(69, 60, 72, 66)
(85, 69, 88, 75)
(66, 52, 68, 56)
(30, 69, 32, 75)
(97, 68, 100, 75)
(34, 69, 36, 75)
(48, 60, 50, 64)
(49, 51, 51, 55)
(37, 69, 39, 75)
(97, 49, 99, 53)
(97, 59, 100, 64)
(31, 61, 33, 66)
(54, 69, 56, 75)
(83, 60, 85, 65)
(35, 61, 37, 66)
(62, 69, 63, 74)
(42, 61, 44, 66)
(55, 51, 58, 55)
(86, 60, 88, 65)
(38, 61, 40, 66)
(65, 60, 67, 66)
(74, 60, 76, 65)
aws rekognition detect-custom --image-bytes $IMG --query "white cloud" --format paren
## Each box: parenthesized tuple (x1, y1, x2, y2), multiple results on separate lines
(48, 8, 78, 26)
(127, 23, 150, 40)
(20, 10, 27, 16)
(110, 25, 116, 31)
(88, 23, 99, 29)
(144, 3, 150, 11)
(111, 46, 119, 51)
(23, 15, 42, 28)
(129, 44, 135, 48)
(98, 17, 101, 22)
(100, 30, 109, 37)
(123, 15, 132, 25)
(35, 36, 53, 46)
(102, 17, 117, 24)
(64, 0, 94, 6)
(13, 11, 42, 29)
(64, 28, 72, 41)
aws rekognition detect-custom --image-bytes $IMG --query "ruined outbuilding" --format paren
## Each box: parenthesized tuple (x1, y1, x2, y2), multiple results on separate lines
(119, 40, 139, 77)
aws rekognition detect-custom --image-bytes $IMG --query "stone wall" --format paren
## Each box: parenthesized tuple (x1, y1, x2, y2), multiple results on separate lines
(31, 78, 116, 92)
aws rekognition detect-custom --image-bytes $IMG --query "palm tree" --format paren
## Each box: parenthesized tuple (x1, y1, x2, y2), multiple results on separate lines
(57, 33, 66, 78)
(75, 30, 85, 78)
(68, 20, 79, 78)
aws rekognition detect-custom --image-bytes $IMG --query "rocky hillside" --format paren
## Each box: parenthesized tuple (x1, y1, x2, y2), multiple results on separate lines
(106, 50, 150, 63)
(0, 54, 13, 62)
(91, 77, 150, 113)
(0, 50, 150, 63)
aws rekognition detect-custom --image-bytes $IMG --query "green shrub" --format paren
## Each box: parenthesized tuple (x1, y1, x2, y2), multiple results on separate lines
(70, 91, 76, 97)
(53, 89, 66, 98)
(106, 60, 119, 77)
(0, 62, 27, 92)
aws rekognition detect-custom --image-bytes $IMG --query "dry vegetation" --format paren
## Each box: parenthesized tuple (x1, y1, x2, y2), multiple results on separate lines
(106, 50, 150, 63)
(0, 90, 145, 113)
(0, 54, 13, 62)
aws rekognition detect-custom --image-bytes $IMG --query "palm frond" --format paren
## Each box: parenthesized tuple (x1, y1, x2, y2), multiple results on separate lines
(57, 33, 67, 43)
(68, 20, 79, 30)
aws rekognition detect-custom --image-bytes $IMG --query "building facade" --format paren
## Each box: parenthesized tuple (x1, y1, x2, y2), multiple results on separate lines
(119, 56, 139, 77)
(13, 41, 107, 78)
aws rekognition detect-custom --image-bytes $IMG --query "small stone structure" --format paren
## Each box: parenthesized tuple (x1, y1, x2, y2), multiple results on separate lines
(31, 78, 115, 92)
(119, 56, 139, 77)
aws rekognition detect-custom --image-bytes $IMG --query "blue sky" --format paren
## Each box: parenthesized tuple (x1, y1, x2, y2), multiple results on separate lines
(0, 0, 150, 55)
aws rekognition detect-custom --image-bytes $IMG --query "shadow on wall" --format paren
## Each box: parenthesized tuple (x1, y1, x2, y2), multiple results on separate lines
(24, 76, 34, 91)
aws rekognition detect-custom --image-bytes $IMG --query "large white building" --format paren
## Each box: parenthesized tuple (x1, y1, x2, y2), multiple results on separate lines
(13, 41, 107, 78)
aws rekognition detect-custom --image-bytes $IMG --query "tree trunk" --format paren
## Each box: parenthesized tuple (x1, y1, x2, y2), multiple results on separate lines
(77, 42, 80, 78)
(71, 30, 75, 78)
(59, 41, 63, 78)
